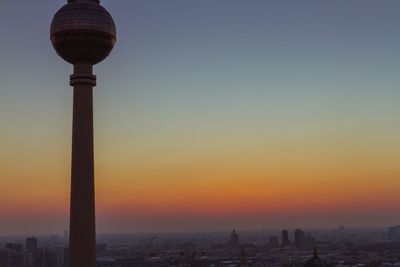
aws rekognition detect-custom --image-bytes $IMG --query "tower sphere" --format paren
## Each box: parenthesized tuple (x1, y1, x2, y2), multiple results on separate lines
(50, 0, 116, 65)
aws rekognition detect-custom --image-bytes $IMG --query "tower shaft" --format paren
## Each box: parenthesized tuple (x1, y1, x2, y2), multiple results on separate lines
(69, 63, 96, 267)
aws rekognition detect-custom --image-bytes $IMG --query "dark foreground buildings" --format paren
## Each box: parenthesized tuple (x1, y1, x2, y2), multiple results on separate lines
(50, 1, 116, 267)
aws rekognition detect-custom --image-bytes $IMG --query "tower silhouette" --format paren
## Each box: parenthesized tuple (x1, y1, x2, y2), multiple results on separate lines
(282, 230, 290, 246)
(50, 1, 116, 267)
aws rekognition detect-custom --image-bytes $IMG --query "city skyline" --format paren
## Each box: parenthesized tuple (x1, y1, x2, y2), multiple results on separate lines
(1, 0, 400, 235)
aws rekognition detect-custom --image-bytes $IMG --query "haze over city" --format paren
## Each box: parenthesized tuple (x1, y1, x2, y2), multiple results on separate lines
(1, 0, 400, 236)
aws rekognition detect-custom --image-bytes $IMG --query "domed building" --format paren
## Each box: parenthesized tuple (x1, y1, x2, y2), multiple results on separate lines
(304, 248, 330, 267)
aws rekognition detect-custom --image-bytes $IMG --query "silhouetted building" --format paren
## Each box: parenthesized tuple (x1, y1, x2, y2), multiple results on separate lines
(240, 250, 248, 267)
(32, 248, 64, 267)
(9, 252, 26, 267)
(26, 238, 38, 252)
(63, 248, 69, 267)
(303, 248, 329, 267)
(50, 1, 116, 267)
(282, 230, 290, 246)
(302, 233, 316, 250)
(388, 225, 400, 240)
(33, 248, 46, 267)
(45, 249, 63, 267)
(295, 229, 305, 248)
(228, 230, 239, 247)
(294, 229, 316, 249)
(179, 251, 188, 267)
(0, 250, 27, 267)
(0, 250, 10, 267)
(96, 244, 108, 254)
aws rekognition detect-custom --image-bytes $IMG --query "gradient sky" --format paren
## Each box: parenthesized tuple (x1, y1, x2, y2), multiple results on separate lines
(1, 0, 400, 235)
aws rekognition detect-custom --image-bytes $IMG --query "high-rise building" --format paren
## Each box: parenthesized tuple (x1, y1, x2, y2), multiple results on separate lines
(26, 237, 38, 252)
(50, 1, 116, 267)
(179, 251, 188, 267)
(295, 229, 305, 248)
(282, 230, 290, 246)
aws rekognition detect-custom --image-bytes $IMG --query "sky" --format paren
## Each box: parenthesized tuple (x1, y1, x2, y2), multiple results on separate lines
(0, 0, 400, 235)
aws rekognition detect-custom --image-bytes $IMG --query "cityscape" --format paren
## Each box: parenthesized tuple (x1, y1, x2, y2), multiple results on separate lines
(2, 1, 400, 267)
(2, 226, 400, 267)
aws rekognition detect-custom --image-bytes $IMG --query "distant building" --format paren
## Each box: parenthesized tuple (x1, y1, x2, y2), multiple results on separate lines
(240, 250, 248, 266)
(303, 248, 329, 267)
(0, 250, 10, 267)
(295, 229, 315, 249)
(388, 225, 400, 240)
(269, 236, 278, 247)
(32, 248, 64, 267)
(228, 230, 239, 247)
(9, 252, 27, 267)
(282, 230, 290, 246)
(63, 248, 69, 267)
(5, 244, 23, 253)
(26, 238, 38, 252)
(33, 248, 46, 267)
(295, 229, 305, 248)
(179, 251, 188, 267)
(302, 233, 316, 250)
(45, 249, 64, 267)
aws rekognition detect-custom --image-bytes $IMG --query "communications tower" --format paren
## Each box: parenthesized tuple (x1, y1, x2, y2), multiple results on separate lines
(50, 1, 116, 266)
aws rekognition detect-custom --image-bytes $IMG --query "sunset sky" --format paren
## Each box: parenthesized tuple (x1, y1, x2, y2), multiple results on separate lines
(1, 0, 400, 235)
